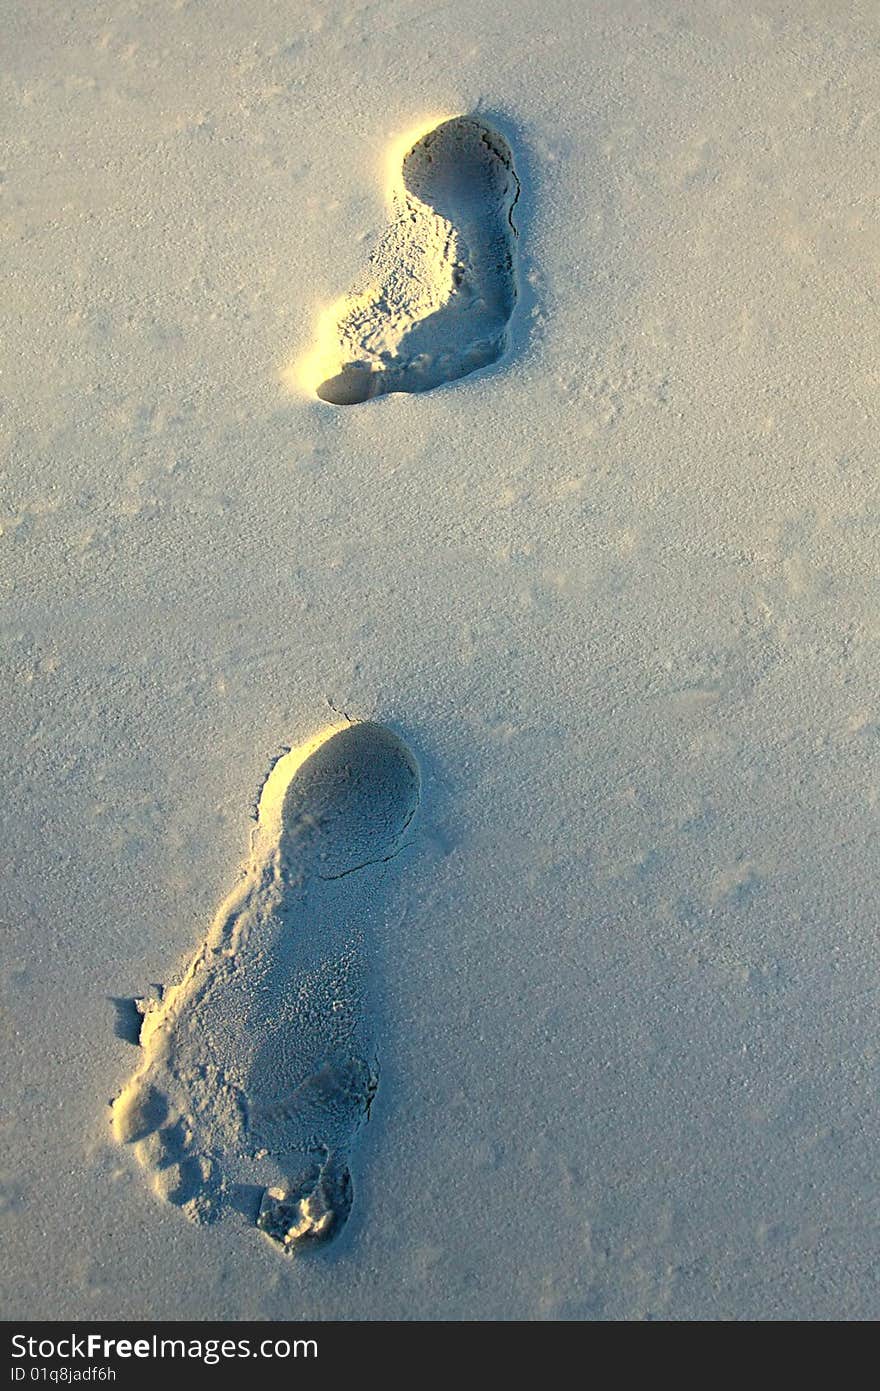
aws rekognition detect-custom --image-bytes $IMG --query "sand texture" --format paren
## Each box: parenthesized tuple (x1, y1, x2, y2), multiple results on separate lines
(1, 0, 879, 1320)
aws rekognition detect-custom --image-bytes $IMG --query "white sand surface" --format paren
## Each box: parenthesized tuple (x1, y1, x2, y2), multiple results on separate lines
(2, 0, 878, 1319)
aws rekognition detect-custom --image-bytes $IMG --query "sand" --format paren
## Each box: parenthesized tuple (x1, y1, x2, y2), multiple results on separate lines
(1, 0, 878, 1319)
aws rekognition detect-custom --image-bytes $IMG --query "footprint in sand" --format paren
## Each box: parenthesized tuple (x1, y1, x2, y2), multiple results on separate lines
(302, 114, 520, 405)
(112, 722, 420, 1252)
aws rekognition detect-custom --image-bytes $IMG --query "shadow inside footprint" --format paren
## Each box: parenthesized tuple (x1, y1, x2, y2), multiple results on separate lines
(280, 721, 420, 879)
(314, 115, 521, 405)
